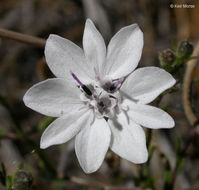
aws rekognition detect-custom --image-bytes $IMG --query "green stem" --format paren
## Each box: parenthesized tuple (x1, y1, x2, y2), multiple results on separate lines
(169, 127, 196, 189)
(0, 95, 56, 176)
(146, 129, 152, 148)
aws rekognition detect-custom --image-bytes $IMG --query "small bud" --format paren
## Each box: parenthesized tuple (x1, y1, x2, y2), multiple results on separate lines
(177, 41, 193, 58)
(159, 49, 175, 67)
(13, 170, 33, 190)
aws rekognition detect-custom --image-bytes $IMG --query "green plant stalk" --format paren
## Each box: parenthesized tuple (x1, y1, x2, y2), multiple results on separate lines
(6, 176, 13, 190)
(0, 163, 6, 186)
(0, 95, 56, 176)
(169, 127, 196, 189)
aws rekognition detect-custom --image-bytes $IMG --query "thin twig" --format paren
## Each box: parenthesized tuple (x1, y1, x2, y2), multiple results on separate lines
(0, 133, 20, 140)
(182, 42, 199, 125)
(70, 176, 107, 189)
(0, 28, 46, 48)
(70, 176, 143, 190)
(170, 41, 199, 189)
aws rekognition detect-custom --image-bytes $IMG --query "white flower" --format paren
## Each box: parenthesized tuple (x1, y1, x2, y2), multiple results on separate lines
(23, 19, 175, 173)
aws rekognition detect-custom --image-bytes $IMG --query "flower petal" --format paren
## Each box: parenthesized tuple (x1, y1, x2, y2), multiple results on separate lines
(121, 67, 176, 104)
(75, 118, 111, 173)
(45, 34, 93, 83)
(40, 109, 92, 149)
(83, 19, 106, 76)
(108, 112, 148, 164)
(124, 99, 175, 129)
(23, 78, 84, 117)
(104, 24, 143, 79)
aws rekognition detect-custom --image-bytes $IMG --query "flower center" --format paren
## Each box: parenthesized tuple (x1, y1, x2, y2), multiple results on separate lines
(71, 72, 121, 118)
(88, 90, 120, 118)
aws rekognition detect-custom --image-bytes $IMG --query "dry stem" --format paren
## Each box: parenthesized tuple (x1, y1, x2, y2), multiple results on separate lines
(182, 42, 199, 125)
(171, 41, 199, 189)
(70, 176, 143, 190)
(0, 28, 45, 48)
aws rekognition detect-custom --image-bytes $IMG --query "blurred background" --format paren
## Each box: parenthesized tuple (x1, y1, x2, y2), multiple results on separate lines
(0, 0, 199, 189)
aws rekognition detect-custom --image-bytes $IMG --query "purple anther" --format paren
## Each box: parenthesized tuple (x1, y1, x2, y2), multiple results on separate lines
(113, 78, 124, 88)
(70, 71, 92, 96)
(89, 104, 94, 109)
(70, 71, 83, 87)
(93, 94, 97, 99)
(98, 100, 104, 107)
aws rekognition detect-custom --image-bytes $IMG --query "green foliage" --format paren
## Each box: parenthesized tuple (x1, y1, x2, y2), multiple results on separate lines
(159, 49, 176, 67)
(164, 158, 172, 185)
(38, 117, 55, 132)
(135, 146, 155, 189)
(0, 163, 6, 186)
(6, 175, 13, 190)
(161, 104, 168, 111)
(177, 41, 193, 58)
(0, 163, 14, 190)
(175, 137, 181, 157)
(0, 163, 33, 190)
(174, 137, 186, 175)
(0, 127, 6, 138)
(193, 77, 199, 83)
(13, 170, 33, 190)
(159, 40, 195, 75)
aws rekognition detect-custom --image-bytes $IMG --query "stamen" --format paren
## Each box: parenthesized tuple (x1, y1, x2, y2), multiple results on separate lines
(109, 95, 116, 99)
(98, 100, 104, 107)
(109, 78, 124, 92)
(82, 85, 92, 96)
(113, 78, 124, 88)
(70, 71, 83, 86)
(70, 71, 92, 96)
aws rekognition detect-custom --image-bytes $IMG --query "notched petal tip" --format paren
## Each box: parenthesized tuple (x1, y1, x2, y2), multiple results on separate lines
(131, 144, 148, 164)
(130, 23, 139, 30)
(40, 143, 47, 149)
(44, 34, 61, 56)
(23, 91, 29, 106)
(40, 134, 58, 149)
(84, 19, 97, 33)
(171, 76, 176, 86)
(167, 116, 175, 128)
(45, 34, 58, 47)
(23, 86, 35, 109)
(40, 130, 62, 149)
(127, 144, 148, 164)
(126, 23, 143, 36)
(40, 135, 51, 149)
(162, 67, 176, 86)
(40, 132, 51, 149)
(81, 164, 99, 174)
(47, 34, 59, 40)
(85, 18, 94, 25)
(124, 146, 148, 164)
(138, 149, 148, 164)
